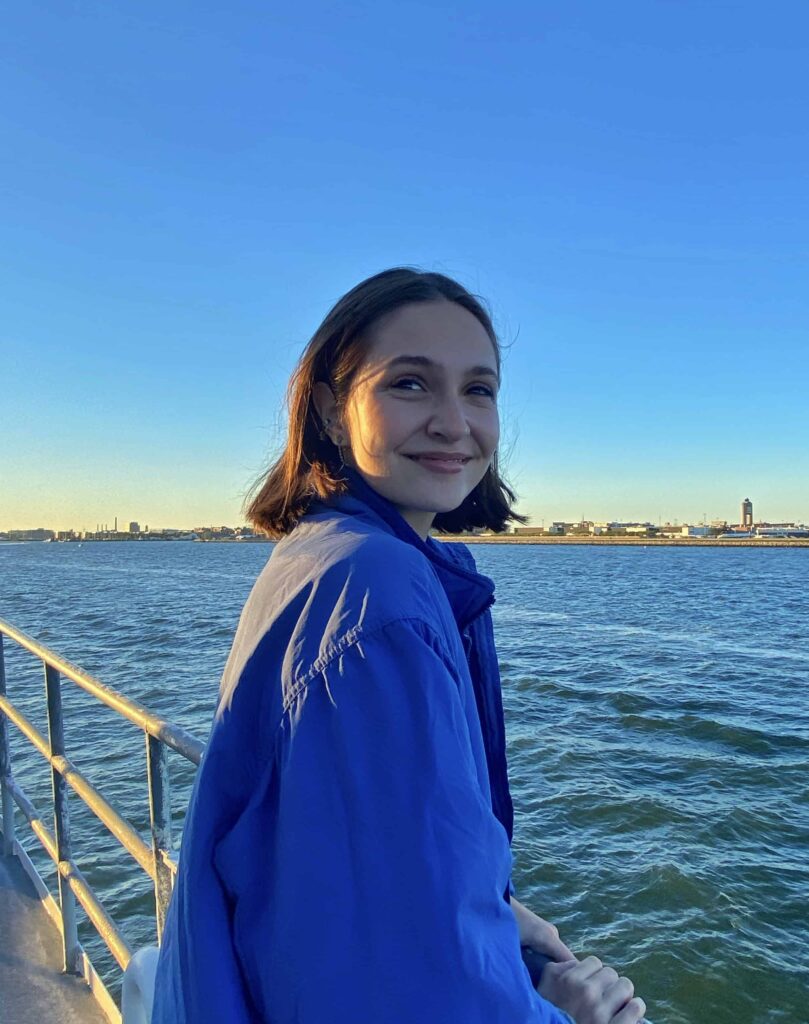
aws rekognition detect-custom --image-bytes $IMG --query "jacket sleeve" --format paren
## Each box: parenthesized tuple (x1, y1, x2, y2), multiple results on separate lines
(214, 617, 569, 1024)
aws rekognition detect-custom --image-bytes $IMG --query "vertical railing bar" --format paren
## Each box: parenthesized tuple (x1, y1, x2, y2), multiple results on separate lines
(45, 661, 81, 974)
(0, 634, 16, 855)
(146, 731, 173, 942)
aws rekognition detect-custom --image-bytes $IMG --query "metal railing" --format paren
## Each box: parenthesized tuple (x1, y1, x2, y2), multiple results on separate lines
(0, 617, 205, 1021)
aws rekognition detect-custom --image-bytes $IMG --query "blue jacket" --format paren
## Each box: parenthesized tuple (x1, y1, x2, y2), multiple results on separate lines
(153, 473, 570, 1023)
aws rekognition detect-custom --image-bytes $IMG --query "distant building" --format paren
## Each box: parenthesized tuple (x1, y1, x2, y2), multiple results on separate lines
(741, 497, 753, 528)
(129, 522, 140, 534)
(587, 522, 656, 536)
(659, 525, 711, 538)
(8, 528, 55, 541)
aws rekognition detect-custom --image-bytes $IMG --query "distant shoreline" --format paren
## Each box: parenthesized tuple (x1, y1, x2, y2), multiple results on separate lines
(439, 536, 809, 547)
(3, 536, 808, 549)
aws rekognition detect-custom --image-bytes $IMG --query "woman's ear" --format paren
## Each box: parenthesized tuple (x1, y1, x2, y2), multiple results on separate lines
(312, 381, 339, 432)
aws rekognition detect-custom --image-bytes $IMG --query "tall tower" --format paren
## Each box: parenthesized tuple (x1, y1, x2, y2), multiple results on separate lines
(741, 497, 753, 528)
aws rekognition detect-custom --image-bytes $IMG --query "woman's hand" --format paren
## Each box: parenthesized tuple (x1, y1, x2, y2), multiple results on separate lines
(538, 957, 647, 1024)
(509, 899, 645, 1023)
(509, 895, 576, 962)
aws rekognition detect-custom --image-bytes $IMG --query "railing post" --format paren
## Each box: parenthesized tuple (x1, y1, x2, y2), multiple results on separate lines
(45, 662, 81, 973)
(0, 635, 16, 855)
(146, 733, 173, 942)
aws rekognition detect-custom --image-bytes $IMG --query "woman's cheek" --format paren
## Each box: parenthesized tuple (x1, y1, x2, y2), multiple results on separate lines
(350, 413, 388, 461)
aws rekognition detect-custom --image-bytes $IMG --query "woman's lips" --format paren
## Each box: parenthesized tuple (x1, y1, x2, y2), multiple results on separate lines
(405, 454, 471, 474)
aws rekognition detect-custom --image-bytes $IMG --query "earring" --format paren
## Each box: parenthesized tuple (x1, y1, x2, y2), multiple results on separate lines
(318, 417, 331, 442)
(335, 434, 347, 471)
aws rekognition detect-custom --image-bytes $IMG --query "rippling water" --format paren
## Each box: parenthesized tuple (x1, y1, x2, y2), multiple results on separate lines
(1, 541, 807, 1023)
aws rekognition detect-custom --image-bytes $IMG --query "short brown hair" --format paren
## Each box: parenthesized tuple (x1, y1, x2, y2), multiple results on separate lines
(245, 267, 527, 537)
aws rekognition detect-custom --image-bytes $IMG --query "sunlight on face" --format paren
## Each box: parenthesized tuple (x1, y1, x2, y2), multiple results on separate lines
(343, 300, 500, 538)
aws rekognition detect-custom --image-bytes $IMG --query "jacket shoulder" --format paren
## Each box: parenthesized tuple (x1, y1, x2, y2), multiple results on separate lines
(218, 520, 454, 716)
(288, 522, 445, 632)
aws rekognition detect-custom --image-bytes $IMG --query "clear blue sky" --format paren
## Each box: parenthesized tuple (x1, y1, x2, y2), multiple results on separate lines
(2, 1, 807, 530)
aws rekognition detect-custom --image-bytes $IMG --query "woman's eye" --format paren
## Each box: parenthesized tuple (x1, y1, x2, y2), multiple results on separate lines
(468, 383, 496, 399)
(391, 377, 424, 391)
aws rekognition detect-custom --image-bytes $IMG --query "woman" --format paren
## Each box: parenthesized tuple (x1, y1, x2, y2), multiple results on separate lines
(152, 268, 646, 1023)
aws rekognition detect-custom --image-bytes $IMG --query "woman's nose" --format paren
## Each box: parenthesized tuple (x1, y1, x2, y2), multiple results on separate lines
(426, 396, 471, 440)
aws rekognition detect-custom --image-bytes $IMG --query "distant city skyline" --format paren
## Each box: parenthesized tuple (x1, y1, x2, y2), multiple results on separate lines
(2, 4, 808, 531)
(3, 493, 806, 535)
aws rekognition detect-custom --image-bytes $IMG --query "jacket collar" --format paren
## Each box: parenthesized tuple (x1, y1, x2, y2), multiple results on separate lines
(320, 468, 495, 631)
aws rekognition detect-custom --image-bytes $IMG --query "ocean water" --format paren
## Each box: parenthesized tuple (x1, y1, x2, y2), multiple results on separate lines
(1, 540, 807, 1023)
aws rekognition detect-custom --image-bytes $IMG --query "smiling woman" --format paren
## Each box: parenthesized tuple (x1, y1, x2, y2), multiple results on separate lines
(244, 267, 524, 537)
(312, 300, 503, 538)
(151, 268, 647, 1024)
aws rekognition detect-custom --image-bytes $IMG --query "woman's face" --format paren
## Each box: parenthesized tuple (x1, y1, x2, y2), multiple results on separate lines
(338, 299, 500, 538)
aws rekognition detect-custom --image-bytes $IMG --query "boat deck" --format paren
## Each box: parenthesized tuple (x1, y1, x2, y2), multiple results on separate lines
(0, 852, 108, 1024)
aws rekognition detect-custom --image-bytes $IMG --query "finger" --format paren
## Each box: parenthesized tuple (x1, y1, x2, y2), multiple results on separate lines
(536, 932, 577, 962)
(537, 958, 578, 999)
(561, 950, 606, 991)
(566, 955, 603, 982)
(549, 934, 577, 962)
(593, 965, 620, 993)
(521, 916, 578, 963)
(537, 958, 579, 1002)
(544, 958, 579, 977)
(603, 976, 635, 1014)
(610, 996, 647, 1024)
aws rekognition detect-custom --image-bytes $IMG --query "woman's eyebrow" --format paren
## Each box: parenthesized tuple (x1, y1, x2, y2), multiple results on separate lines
(383, 354, 500, 381)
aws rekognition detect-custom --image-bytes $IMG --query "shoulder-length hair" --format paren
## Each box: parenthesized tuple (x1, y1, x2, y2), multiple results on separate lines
(245, 267, 528, 538)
